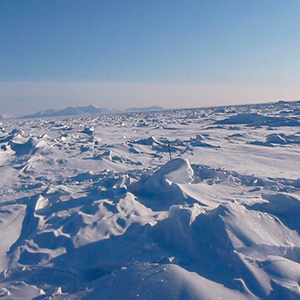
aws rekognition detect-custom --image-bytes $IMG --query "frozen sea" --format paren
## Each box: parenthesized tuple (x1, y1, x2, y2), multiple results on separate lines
(0, 101, 300, 299)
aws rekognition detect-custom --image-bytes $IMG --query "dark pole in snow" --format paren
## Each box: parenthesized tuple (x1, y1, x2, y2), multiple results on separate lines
(168, 142, 172, 160)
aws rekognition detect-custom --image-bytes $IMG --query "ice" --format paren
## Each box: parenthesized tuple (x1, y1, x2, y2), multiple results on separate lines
(0, 100, 299, 299)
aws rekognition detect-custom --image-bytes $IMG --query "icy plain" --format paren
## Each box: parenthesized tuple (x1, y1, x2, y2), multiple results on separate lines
(0, 101, 300, 299)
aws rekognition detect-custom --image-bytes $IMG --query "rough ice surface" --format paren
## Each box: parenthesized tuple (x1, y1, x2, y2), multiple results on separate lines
(0, 101, 300, 299)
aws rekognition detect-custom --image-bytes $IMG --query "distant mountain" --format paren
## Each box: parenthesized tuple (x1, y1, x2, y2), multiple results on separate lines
(21, 105, 115, 119)
(0, 113, 14, 120)
(125, 106, 164, 112)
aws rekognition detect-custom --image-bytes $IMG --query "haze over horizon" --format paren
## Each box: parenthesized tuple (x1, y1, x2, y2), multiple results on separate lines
(1, 1, 300, 115)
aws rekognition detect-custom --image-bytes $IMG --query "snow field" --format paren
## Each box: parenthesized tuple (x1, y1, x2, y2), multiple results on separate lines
(0, 101, 299, 299)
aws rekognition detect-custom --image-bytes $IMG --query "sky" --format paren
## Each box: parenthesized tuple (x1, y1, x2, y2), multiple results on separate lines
(1, 0, 300, 116)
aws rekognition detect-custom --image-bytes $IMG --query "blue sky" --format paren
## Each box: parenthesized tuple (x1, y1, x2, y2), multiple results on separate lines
(1, 1, 300, 115)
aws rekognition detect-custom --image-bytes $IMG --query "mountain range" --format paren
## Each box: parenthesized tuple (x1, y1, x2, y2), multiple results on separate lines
(20, 105, 115, 119)
(20, 105, 165, 119)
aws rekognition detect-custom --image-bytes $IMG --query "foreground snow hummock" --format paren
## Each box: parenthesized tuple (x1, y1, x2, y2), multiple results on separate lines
(0, 101, 299, 299)
(131, 158, 193, 193)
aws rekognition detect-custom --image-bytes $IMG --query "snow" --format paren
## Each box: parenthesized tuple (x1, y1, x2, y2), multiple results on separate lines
(0, 101, 299, 299)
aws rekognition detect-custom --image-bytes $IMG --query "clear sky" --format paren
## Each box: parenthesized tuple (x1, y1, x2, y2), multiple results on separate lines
(1, 0, 300, 116)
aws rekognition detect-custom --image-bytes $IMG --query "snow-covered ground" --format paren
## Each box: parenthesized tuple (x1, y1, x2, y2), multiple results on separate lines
(0, 101, 299, 299)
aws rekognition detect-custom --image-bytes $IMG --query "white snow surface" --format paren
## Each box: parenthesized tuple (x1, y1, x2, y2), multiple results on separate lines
(0, 101, 300, 299)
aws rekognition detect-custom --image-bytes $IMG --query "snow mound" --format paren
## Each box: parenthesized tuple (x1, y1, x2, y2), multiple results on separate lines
(9, 137, 46, 156)
(266, 133, 287, 144)
(131, 158, 194, 196)
(247, 193, 300, 234)
(251, 133, 300, 147)
(128, 158, 197, 210)
(267, 133, 300, 145)
(85, 263, 254, 300)
(189, 134, 219, 148)
(216, 113, 300, 127)
(134, 136, 159, 145)
(150, 203, 300, 298)
(82, 126, 94, 135)
(153, 158, 194, 184)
